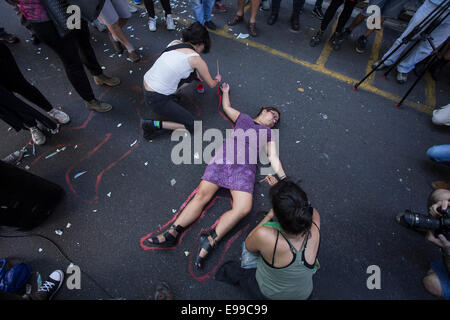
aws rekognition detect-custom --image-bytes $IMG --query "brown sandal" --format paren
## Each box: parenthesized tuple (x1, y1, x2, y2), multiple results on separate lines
(248, 22, 258, 37)
(227, 15, 244, 26)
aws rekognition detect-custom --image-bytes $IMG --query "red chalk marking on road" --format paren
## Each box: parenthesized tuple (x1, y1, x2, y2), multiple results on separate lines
(65, 111, 94, 131)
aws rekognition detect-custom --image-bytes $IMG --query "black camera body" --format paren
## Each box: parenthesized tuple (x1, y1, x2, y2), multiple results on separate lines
(401, 207, 450, 240)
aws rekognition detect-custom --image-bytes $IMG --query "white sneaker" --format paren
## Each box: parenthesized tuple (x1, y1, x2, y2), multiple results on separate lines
(148, 17, 157, 31)
(30, 127, 46, 145)
(166, 14, 175, 30)
(128, 3, 138, 13)
(47, 108, 70, 124)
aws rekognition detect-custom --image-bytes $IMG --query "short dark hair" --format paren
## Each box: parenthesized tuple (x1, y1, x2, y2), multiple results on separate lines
(256, 107, 281, 127)
(270, 180, 312, 235)
(182, 22, 211, 53)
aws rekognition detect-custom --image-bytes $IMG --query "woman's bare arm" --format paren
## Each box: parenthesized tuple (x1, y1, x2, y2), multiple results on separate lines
(220, 83, 240, 122)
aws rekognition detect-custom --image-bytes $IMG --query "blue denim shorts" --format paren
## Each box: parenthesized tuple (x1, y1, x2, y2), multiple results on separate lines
(364, 0, 409, 18)
(431, 259, 450, 300)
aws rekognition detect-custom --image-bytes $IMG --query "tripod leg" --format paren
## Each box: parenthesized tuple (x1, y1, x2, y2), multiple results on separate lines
(395, 54, 439, 108)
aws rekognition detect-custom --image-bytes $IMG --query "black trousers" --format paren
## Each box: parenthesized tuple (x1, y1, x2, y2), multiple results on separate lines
(0, 43, 57, 131)
(144, 0, 172, 18)
(143, 90, 195, 132)
(29, 20, 102, 102)
(0, 43, 53, 113)
(271, 0, 302, 16)
(321, 0, 357, 33)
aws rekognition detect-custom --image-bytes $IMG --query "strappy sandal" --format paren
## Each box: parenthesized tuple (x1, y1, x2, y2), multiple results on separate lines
(147, 224, 185, 248)
(194, 229, 219, 269)
(227, 15, 244, 26)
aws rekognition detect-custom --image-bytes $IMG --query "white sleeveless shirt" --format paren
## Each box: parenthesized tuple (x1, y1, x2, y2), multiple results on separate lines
(144, 41, 199, 96)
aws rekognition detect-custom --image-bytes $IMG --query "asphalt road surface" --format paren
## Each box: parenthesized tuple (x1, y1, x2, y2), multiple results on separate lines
(0, 0, 449, 300)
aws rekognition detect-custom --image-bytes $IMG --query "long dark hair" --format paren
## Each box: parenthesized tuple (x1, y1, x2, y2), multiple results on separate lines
(270, 180, 312, 235)
(182, 22, 211, 53)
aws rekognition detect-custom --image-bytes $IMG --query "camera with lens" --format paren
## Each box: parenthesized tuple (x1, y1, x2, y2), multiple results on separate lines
(400, 207, 450, 240)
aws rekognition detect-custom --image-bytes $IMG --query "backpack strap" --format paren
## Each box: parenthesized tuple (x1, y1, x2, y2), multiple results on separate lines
(162, 43, 195, 54)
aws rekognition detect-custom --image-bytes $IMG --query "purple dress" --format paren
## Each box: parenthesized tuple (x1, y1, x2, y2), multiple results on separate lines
(201, 113, 273, 194)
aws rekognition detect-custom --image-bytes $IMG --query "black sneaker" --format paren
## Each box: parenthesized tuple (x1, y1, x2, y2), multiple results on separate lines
(312, 6, 324, 20)
(355, 35, 368, 54)
(267, 13, 278, 25)
(310, 30, 323, 47)
(342, 27, 352, 38)
(141, 119, 159, 141)
(0, 32, 19, 44)
(290, 14, 300, 33)
(31, 270, 64, 300)
(330, 31, 344, 51)
(204, 20, 217, 30)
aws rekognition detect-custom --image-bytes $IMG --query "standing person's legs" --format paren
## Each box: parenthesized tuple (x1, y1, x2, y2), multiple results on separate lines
(335, 0, 357, 33)
(268, 0, 281, 25)
(396, 19, 450, 74)
(99, 0, 139, 61)
(227, 0, 246, 25)
(192, 0, 206, 24)
(204, 0, 216, 23)
(144, 0, 156, 17)
(320, 0, 343, 32)
(381, 0, 436, 65)
(30, 22, 96, 102)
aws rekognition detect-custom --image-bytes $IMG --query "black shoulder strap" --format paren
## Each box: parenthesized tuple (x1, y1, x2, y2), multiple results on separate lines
(162, 43, 195, 54)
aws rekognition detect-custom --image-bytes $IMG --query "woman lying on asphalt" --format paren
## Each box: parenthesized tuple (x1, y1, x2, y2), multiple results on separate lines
(141, 22, 221, 140)
(147, 82, 287, 270)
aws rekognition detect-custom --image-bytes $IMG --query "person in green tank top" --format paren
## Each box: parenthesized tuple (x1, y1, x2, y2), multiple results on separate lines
(215, 179, 321, 300)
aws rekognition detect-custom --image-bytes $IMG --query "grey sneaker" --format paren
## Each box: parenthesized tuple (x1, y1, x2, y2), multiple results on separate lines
(2, 150, 25, 164)
(372, 60, 388, 70)
(128, 3, 138, 13)
(310, 30, 323, 47)
(47, 108, 70, 124)
(396, 71, 408, 84)
(91, 19, 106, 32)
(94, 74, 121, 87)
(85, 99, 112, 113)
(30, 127, 46, 145)
(166, 14, 175, 30)
(355, 35, 368, 54)
(31, 270, 64, 300)
(148, 16, 157, 31)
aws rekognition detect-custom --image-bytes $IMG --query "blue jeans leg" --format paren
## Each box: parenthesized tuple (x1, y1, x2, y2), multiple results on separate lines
(427, 145, 450, 164)
(203, 0, 215, 22)
(191, 0, 205, 24)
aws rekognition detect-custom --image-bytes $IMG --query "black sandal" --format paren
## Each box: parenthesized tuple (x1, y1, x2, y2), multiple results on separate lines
(147, 224, 185, 248)
(194, 229, 219, 269)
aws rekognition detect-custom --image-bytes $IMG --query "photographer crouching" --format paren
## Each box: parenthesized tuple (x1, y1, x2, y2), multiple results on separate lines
(398, 189, 450, 299)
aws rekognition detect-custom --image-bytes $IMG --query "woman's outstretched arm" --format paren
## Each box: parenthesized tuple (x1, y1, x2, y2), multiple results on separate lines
(267, 141, 286, 180)
(221, 83, 240, 123)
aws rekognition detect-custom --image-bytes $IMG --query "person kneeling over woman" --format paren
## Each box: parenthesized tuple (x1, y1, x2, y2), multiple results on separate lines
(141, 22, 221, 140)
(215, 179, 321, 300)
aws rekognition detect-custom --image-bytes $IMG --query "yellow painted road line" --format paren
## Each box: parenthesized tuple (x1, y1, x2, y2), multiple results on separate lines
(144, 9, 434, 115)
(424, 72, 437, 108)
(365, 28, 384, 85)
(315, 19, 339, 67)
(210, 28, 433, 114)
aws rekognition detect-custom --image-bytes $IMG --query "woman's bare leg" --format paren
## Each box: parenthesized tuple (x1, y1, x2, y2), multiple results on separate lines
(197, 189, 253, 261)
(107, 22, 133, 52)
(149, 180, 220, 243)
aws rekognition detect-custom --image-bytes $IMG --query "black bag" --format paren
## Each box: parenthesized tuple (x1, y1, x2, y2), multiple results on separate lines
(41, 0, 106, 38)
(40, 0, 72, 38)
(67, 0, 106, 22)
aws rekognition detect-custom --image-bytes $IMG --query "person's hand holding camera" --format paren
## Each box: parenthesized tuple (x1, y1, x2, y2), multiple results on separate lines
(429, 199, 449, 218)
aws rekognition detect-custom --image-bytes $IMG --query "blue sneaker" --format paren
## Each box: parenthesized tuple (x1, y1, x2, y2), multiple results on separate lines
(133, 0, 142, 4)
